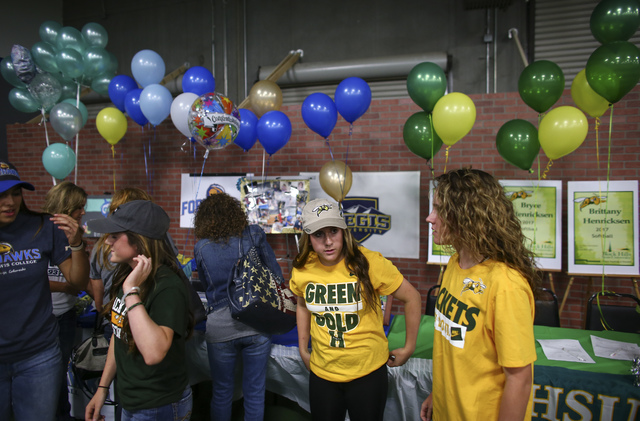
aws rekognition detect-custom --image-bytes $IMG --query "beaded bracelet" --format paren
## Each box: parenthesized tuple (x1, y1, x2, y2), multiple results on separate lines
(127, 302, 144, 313)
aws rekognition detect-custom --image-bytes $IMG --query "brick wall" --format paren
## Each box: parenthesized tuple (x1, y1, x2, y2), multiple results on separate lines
(6, 86, 640, 329)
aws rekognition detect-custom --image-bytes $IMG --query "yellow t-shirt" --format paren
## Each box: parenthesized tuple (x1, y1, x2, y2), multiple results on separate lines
(290, 247, 403, 382)
(432, 255, 536, 421)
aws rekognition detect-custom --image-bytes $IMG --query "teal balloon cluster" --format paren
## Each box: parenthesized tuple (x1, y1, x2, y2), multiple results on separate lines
(2, 20, 116, 117)
(585, 0, 640, 104)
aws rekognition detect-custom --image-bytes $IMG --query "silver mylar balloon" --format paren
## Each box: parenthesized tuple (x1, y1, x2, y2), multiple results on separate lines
(50, 102, 82, 141)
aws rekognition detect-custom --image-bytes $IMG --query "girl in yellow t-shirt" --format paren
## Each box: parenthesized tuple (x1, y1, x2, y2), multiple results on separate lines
(421, 168, 541, 421)
(290, 198, 421, 421)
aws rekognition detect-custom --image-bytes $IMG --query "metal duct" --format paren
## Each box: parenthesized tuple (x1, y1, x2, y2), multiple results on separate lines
(258, 52, 449, 86)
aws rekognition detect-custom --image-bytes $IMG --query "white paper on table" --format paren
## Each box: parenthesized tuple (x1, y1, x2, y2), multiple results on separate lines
(537, 339, 596, 363)
(590, 335, 640, 361)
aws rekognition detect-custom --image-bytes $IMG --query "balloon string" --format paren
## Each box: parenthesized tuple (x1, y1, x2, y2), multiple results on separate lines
(186, 151, 210, 253)
(348, 123, 353, 137)
(111, 145, 116, 191)
(325, 139, 335, 161)
(143, 141, 149, 193)
(40, 108, 56, 185)
(429, 113, 435, 168)
(595, 117, 601, 173)
(150, 128, 156, 196)
(444, 146, 450, 173)
(598, 105, 615, 292)
(541, 159, 553, 179)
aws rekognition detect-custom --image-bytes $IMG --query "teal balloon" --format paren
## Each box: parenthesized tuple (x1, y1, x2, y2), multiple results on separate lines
(91, 73, 113, 96)
(82, 22, 109, 48)
(62, 99, 89, 127)
(57, 77, 78, 101)
(518, 60, 565, 113)
(586, 40, 640, 104)
(105, 52, 119, 74)
(590, 0, 640, 44)
(402, 111, 443, 160)
(31, 41, 59, 74)
(8, 88, 40, 113)
(55, 26, 86, 54)
(406, 62, 447, 113)
(42, 143, 76, 180)
(496, 119, 540, 171)
(83, 47, 111, 77)
(55, 48, 84, 79)
(39, 21, 62, 45)
(1, 56, 26, 88)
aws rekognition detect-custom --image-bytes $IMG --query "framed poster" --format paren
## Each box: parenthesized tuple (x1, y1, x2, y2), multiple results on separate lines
(500, 180, 562, 271)
(81, 195, 112, 237)
(567, 180, 639, 275)
(427, 180, 454, 265)
(239, 178, 310, 234)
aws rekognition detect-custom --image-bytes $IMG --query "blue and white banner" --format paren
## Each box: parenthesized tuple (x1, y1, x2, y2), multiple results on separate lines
(179, 174, 243, 228)
(301, 171, 420, 259)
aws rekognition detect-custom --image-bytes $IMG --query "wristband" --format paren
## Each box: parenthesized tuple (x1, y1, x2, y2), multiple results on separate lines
(127, 302, 144, 313)
(122, 286, 141, 301)
(69, 241, 85, 251)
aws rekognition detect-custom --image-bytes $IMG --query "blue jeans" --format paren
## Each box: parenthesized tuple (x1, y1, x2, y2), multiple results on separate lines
(0, 343, 63, 421)
(56, 308, 77, 421)
(121, 387, 192, 421)
(207, 334, 271, 421)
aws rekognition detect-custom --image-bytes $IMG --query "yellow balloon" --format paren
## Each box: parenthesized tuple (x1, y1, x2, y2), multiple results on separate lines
(96, 107, 127, 146)
(249, 80, 283, 117)
(539, 106, 588, 160)
(571, 69, 609, 118)
(319, 160, 352, 203)
(432, 92, 476, 146)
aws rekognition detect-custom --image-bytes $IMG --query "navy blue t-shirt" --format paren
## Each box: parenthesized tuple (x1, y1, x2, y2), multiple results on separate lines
(0, 212, 71, 362)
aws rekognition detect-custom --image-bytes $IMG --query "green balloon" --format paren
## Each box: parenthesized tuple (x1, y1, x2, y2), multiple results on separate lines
(1, 56, 26, 88)
(496, 119, 540, 171)
(9, 87, 40, 113)
(83, 47, 111, 77)
(518, 60, 565, 113)
(590, 0, 640, 44)
(62, 98, 89, 127)
(91, 73, 112, 96)
(402, 111, 443, 160)
(31, 41, 59, 74)
(55, 48, 84, 79)
(82, 22, 109, 49)
(406, 62, 447, 113)
(586, 40, 640, 104)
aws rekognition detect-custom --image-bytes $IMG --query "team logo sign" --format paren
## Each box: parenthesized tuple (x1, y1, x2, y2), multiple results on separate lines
(342, 197, 391, 243)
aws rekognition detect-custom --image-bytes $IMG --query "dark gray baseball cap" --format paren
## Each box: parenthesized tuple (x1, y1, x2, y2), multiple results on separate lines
(87, 200, 170, 239)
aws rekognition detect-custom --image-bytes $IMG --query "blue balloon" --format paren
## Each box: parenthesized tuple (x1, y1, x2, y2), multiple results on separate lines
(108, 75, 138, 112)
(42, 143, 76, 179)
(131, 49, 165, 88)
(334, 77, 371, 124)
(124, 88, 148, 126)
(235, 109, 258, 152)
(139, 84, 172, 126)
(257, 111, 292, 155)
(182, 66, 215, 96)
(301, 93, 337, 138)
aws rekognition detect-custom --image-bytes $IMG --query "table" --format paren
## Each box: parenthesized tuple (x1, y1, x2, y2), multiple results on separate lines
(266, 315, 640, 421)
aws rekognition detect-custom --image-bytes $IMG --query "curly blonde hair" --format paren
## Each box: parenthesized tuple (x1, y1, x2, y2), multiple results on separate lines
(432, 168, 541, 293)
(194, 193, 248, 241)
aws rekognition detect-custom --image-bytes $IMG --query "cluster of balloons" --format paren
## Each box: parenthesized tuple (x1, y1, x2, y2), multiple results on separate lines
(2, 21, 115, 115)
(502, 0, 639, 169)
(403, 62, 476, 161)
(301, 77, 372, 140)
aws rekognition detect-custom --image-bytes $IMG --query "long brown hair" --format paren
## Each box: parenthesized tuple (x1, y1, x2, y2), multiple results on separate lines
(293, 228, 379, 315)
(432, 168, 541, 294)
(105, 232, 194, 353)
(42, 181, 87, 216)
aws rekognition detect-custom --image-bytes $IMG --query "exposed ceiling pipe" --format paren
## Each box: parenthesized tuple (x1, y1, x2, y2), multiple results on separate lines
(508, 28, 529, 67)
(258, 52, 449, 86)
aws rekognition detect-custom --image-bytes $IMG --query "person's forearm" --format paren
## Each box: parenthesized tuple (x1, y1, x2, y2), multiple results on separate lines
(89, 278, 105, 312)
(49, 280, 79, 295)
(99, 339, 117, 388)
(296, 301, 311, 349)
(67, 249, 90, 289)
(124, 294, 173, 365)
(498, 365, 532, 421)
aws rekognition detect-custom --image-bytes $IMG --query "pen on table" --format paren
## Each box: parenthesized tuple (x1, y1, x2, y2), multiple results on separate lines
(561, 347, 586, 362)
(610, 348, 623, 357)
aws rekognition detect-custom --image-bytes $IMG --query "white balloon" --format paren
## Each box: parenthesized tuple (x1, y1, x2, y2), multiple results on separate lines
(170, 92, 198, 139)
